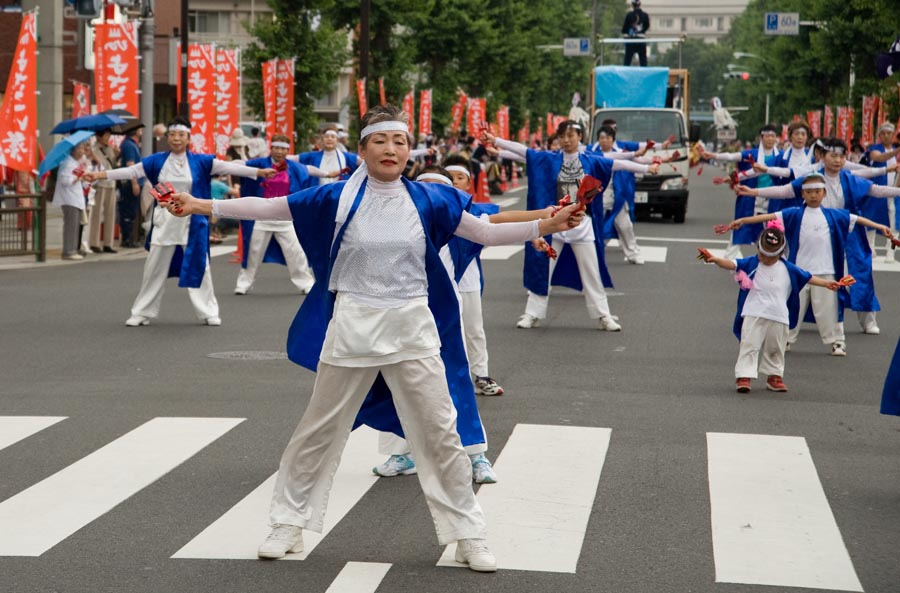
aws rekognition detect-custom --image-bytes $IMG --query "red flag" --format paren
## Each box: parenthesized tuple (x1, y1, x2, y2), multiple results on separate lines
(861, 96, 876, 146)
(262, 60, 277, 141)
(836, 107, 851, 146)
(517, 117, 530, 143)
(274, 58, 295, 151)
(94, 21, 140, 116)
(495, 105, 509, 140)
(781, 124, 789, 142)
(546, 112, 556, 136)
(824, 105, 834, 137)
(402, 89, 415, 138)
(177, 44, 217, 154)
(215, 48, 240, 158)
(467, 98, 485, 136)
(418, 89, 432, 137)
(0, 11, 37, 172)
(846, 108, 855, 146)
(449, 89, 467, 135)
(806, 110, 822, 137)
(356, 78, 368, 117)
(71, 82, 91, 118)
(379, 77, 386, 106)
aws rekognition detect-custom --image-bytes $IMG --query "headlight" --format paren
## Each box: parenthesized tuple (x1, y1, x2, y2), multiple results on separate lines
(660, 177, 686, 190)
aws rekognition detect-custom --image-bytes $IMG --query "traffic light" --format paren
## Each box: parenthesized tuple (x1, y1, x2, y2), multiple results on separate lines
(722, 71, 751, 80)
(74, 0, 102, 19)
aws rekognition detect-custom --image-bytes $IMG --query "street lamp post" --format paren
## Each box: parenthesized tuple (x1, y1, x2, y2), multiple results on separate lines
(732, 52, 769, 124)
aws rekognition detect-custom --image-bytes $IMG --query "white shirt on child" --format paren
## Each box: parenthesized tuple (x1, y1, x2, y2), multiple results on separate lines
(736, 259, 791, 325)
(775, 208, 857, 275)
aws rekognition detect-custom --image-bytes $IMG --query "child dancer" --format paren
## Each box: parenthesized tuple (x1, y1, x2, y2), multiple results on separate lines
(698, 222, 846, 393)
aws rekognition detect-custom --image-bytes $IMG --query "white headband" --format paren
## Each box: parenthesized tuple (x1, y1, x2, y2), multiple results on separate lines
(271, 141, 290, 148)
(323, 130, 338, 138)
(758, 232, 786, 257)
(802, 182, 826, 189)
(445, 165, 471, 178)
(416, 173, 452, 186)
(168, 124, 191, 133)
(360, 120, 409, 139)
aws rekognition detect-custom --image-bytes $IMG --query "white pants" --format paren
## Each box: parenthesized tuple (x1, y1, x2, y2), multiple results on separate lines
(606, 203, 640, 260)
(269, 356, 487, 544)
(735, 316, 788, 379)
(460, 290, 489, 378)
(130, 244, 219, 321)
(790, 274, 844, 345)
(525, 239, 611, 320)
(235, 224, 315, 293)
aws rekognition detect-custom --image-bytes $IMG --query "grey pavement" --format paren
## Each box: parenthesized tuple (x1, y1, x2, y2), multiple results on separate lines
(2, 171, 900, 593)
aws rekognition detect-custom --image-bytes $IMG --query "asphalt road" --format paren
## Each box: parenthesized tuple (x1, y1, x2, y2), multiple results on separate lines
(2, 169, 899, 593)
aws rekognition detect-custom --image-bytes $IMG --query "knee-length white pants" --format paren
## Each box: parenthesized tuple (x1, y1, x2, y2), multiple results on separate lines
(735, 315, 788, 379)
(269, 356, 487, 545)
(789, 275, 844, 345)
(130, 244, 219, 320)
(524, 238, 611, 320)
(235, 222, 315, 293)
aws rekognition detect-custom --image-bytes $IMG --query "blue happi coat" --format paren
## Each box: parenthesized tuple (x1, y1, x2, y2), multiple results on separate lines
(881, 338, 900, 416)
(733, 148, 779, 243)
(285, 178, 485, 447)
(785, 173, 880, 312)
(447, 202, 500, 292)
(296, 150, 359, 182)
(862, 143, 890, 226)
(766, 146, 809, 211)
(238, 157, 313, 268)
(524, 150, 615, 294)
(732, 255, 812, 339)
(142, 152, 214, 288)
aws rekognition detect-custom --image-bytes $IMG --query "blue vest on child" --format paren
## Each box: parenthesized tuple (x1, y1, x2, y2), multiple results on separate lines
(732, 255, 811, 339)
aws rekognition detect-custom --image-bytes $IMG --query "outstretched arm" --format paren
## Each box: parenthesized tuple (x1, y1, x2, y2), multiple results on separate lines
(716, 212, 777, 234)
(165, 193, 293, 221)
(454, 202, 584, 246)
(854, 215, 893, 236)
(697, 247, 737, 270)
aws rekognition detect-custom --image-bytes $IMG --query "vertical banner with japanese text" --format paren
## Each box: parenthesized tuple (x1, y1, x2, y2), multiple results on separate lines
(379, 77, 386, 106)
(71, 82, 91, 118)
(836, 107, 852, 146)
(824, 105, 834, 137)
(215, 48, 240, 159)
(466, 98, 485, 135)
(356, 78, 368, 118)
(402, 90, 415, 138)
(177, 44, 217, 154)
(876, 96, 886, 128)
(94, 21, 140, 116)
(418, 89, 432, 137)
(0, 11, 37, 171)
(495, 105, 509, 140)
(517, 116, 530, 144)
(262, 59, 277, 141)
(781, 124, 789, 142)
(546, 112, 557, 136)
(861, 96, 876, 146)
(274, 58, 295, 150)
(806, 110, 822, 138)
(449, 90, 467, 135)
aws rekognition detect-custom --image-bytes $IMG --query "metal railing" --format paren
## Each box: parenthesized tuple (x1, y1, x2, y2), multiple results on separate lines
(0, 193, 46, 262)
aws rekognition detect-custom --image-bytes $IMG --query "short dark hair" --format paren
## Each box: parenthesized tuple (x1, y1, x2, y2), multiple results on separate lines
(597, 125, 617, 140)
(420, 165, 451, 178)
(167, 115, 191, 130)
(759, 123, 778, 135)
(443, 154, 473, 175)
(600, 118, 618, 128)
(556, 120, 583, 138)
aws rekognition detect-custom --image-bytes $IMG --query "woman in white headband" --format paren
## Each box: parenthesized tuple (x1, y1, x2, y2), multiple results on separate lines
(290, 126, 359, 184)
(82, 115, 276, 327)
(163, 104, 583, 572)
(698, 219, 849, 393)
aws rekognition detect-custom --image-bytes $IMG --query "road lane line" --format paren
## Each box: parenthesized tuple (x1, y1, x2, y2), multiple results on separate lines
(606, 241, 667, 263)
(325, 562, 392, 593)
(636, 236, 729, 244)
(707, 432, 863, 592)
(173, 426, 383, 560)
(437, 424, 611, 573)
(0, 416, 66, 452)
(0, 417, 244, 557)
(492, 197, 521, 208)
(480, 245, 525, 260)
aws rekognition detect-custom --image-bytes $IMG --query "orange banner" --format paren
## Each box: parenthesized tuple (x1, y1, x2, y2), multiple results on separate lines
(449, 89, 467, 135)
(379, 77, 386, 106)
(71, 82, 91, 118)
(495, 105, 509, 140)
(806, 110, 822, 137)
(356, 78, 368, 118)
(402, 90, 415, 138)
(176, 44, 217, 154)
(94, 22, 140, 116)
(836, 107, 852, 146)
(418, 89, 432, 137)
(824, 105, 834, 137)
(215, 48, 240, 159)
(274, 58, 295, 151)
(262, 60, 277, 142)
(861, 96, 876, 146)
(0, 11, 37, 172)
(546, 112, 556, 136)
(466, 98, 486, 136)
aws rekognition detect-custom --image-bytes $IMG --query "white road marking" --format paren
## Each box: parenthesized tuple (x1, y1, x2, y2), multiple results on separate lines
(707, 432, 863, 592)
(438, 424, 612, 573)
(636, 235, 729, 245)
(324, 562, 392, 593)
(0, 417, 244, 557)
(0, 416, 66, 452)
(210, 245, 238, 258)
(172, 426, 383, 560)
(492, 197, 521, 208)
(606, 240, 667, 263)
(480, 245, 525, 260)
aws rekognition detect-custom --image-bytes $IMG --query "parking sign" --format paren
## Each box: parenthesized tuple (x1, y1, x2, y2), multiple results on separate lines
(564, 37, 591, 57)
(764, 13, 800, 35)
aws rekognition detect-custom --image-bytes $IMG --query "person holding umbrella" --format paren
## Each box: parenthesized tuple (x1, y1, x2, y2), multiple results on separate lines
(43, 132, 93, 260)
(82, 116, 276, 327)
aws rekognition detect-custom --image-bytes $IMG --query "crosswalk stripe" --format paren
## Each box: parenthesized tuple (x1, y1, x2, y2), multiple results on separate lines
(0, 416, 66, 452)
(606, 240, 668, 263)
(210, 245, 236, 258)
(172, 426, 384, 560)
(324, 562, 392, 593)
(0, 417, 244, 557)
(707, 432, 863, 592)
(437, 424, 612, 573)
(480, 245, 524, 260)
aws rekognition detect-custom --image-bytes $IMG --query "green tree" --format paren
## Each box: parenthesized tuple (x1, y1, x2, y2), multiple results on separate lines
(242, 1, 349, 144)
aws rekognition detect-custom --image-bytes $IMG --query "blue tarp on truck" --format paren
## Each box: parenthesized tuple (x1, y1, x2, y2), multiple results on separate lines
(594, 66, 669, 108)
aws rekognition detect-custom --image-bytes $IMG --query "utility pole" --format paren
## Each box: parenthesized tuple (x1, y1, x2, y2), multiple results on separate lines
(360, 0, 370, 81)
(23, 0, 63, 154)
(179, 0, 189, 117)
(140, 0, 155, 153)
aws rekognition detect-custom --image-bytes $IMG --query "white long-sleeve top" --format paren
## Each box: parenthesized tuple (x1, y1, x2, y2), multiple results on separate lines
(53, 155, 88, 210)
(494, 137, 649, 174)
(104, 157, 261, 182)
(753, 172, 900, 211)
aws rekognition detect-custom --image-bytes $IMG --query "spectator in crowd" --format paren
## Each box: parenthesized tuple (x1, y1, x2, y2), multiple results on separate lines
(247, 127, 268, 159)
(88, 129, 119, 253)
(227, 128, 250, 162)
(118, 124, 144, 248)
(622, 0, 650, 67)
(54, 139, 90, 260)
(152, 123, 168, 153)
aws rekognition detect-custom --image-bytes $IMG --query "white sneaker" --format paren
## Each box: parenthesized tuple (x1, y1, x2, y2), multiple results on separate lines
(598, 316, 622, 331)
(257, 524, 304, 559)
(516, 314, 540, 329)
(625, 255, 645, 265)
(785, 341, 793, 352)
(470, 453, 498, 484)
(831, 341, 847, 357)
(125, 315, 149, 327)
(205, 317, 222, 326)
(863, 325, 881, 335)
(455, 538, 497, 572)
(62, 253, 84, 261)
(372, 454, 417, 477)
(234, 286, 248, 295)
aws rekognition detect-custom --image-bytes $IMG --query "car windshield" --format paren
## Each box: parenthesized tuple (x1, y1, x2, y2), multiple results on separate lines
(593, 110, 686, 148)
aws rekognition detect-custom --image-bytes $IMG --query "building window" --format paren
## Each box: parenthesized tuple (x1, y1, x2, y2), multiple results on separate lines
(717, 16, 726, 31)
(188, 12, 231, 34)
(657, 17, 674, 29)
(693, 17, 713, 29)
(681, 17, 687, 32)
(314, 84, 338, 110)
